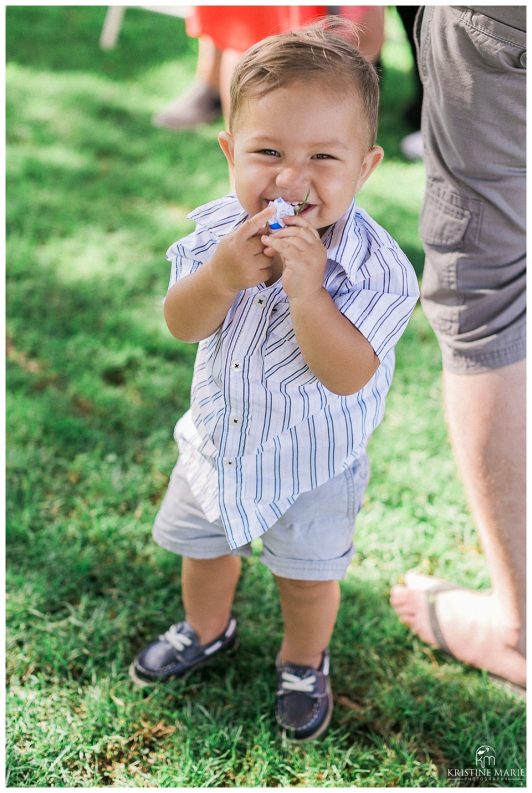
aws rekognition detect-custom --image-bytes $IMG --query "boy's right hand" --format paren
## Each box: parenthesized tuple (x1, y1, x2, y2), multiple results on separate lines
(206, 206, 275, 294)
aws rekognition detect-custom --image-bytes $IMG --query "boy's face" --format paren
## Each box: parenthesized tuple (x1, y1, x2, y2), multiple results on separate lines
(219, 78, 383, 233)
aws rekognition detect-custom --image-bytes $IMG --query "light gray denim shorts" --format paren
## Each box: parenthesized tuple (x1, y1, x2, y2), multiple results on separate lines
(416, 6, 526, 373)
(152, 455, 369, 581)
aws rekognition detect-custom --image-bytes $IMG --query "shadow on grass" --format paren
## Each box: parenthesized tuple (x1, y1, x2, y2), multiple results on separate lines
(7, 524, 525, 786)
(8, 265, 195, 456)
(7, 112, 226, 243)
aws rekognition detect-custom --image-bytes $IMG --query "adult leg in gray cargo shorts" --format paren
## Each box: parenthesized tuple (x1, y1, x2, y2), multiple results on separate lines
(418, 6, 526, 373)
(391, 6, 526, 689)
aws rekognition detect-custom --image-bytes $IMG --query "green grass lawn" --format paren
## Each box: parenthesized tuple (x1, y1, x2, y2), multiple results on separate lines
(6, 6, 525, 788)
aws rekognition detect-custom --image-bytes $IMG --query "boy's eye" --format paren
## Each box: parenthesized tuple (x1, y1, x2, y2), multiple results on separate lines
(257, 149, 280, 157)
(313, 153, 335, 160)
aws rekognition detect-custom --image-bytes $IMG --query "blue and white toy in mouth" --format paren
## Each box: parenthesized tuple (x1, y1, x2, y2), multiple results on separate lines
(268, 197, 296, 230)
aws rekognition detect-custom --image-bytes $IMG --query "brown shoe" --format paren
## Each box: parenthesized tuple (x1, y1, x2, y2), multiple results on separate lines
(152, 81, 221, 131)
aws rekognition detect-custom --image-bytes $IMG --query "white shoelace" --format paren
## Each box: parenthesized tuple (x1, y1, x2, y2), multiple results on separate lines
(281, 672, 316, 693)
(163, 625, 193, 653)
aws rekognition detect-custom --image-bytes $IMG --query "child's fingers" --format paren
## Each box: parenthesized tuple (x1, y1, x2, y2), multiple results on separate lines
(265, 225, 320, 245)
(282, 215, 321, 238)
(262, 234, 307, 255)
(262, 229, 320, 248)
(240, 206, 276, 239)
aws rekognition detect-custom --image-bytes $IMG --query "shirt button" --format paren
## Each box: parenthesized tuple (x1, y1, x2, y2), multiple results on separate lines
(255, 296, 266, 307)
(232, 361, 240, 370)
(231, 416, 240, 426)
(519, 51, 527, 68)
(223, 457, 234, 466)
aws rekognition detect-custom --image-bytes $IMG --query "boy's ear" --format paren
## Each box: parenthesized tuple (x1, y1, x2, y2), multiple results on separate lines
(218, 131, 235, 168)
(355, 145, 384, 193)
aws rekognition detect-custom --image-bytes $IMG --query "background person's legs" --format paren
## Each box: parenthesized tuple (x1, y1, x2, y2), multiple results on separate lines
(391, 6, 526, 686)
(340, 5, 385, 64)
(392, 361, 526, 686)
(444, 363, 525, 653)
(153, 35, 222, 130)
(219, 47, 243, 124)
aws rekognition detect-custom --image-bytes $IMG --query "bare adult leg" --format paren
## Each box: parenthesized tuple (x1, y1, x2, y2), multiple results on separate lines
(153, 35, 222, 130)
(218, 47, 244, 189)
(391, 360, 526, 686)
(219, 47, 243, 125)
(194, 35, 223, 91)
(182, 555, 241, 643)
(340, 5, 385, 64)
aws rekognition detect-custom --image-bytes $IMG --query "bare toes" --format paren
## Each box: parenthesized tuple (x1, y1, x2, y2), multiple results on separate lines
(404, 571, 447, 591)
(396, 611, 416, 629)
(390, 584, 415, 607)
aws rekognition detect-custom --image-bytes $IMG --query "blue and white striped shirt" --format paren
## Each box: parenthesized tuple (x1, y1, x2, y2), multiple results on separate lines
(166, 194, 419, 549)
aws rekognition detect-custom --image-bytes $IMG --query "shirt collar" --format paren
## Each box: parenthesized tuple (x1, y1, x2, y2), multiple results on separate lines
(188, 193, 362, 279)
(188, 194, 247, 239)
(321, 200, 358, 259)
(320, 200, 366, 283)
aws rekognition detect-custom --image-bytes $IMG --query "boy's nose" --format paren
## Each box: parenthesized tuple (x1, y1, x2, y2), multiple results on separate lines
(275, 167, 308, 193)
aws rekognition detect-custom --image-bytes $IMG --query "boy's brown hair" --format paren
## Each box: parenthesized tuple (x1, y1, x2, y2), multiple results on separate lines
(229, 17, 380, 146)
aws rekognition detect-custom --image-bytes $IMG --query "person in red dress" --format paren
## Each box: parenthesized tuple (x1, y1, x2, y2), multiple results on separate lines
(153, 6, 384, 131)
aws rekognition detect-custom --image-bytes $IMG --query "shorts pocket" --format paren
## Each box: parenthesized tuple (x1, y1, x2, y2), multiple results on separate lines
(415, 6, 432, 82)
(419, 179, 483, 249)
(461, 9, 526, 63)
(346, 454, 370, 521)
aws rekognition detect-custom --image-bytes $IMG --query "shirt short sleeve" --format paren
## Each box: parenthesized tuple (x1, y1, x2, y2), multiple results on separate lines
(165, 226, 218, 291)
(334, 245, 419, 361)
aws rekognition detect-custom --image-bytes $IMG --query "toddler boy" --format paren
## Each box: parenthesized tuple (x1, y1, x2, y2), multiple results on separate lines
(130, 20, 419, 741)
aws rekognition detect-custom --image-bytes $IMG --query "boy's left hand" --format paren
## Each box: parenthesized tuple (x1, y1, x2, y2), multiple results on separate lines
(261, 215, 327, 301)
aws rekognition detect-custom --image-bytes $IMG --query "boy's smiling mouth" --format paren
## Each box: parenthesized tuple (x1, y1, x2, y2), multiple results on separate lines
(264, 195, 314, 215)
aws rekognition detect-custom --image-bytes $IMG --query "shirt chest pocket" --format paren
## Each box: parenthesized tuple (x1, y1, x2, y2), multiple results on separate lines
(265, 303, 295, 346)
(263, 303, 315, 386)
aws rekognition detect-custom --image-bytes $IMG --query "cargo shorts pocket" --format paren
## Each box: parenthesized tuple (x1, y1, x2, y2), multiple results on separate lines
(419, 179, 483, 249)
(414, 5, 432, 83)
